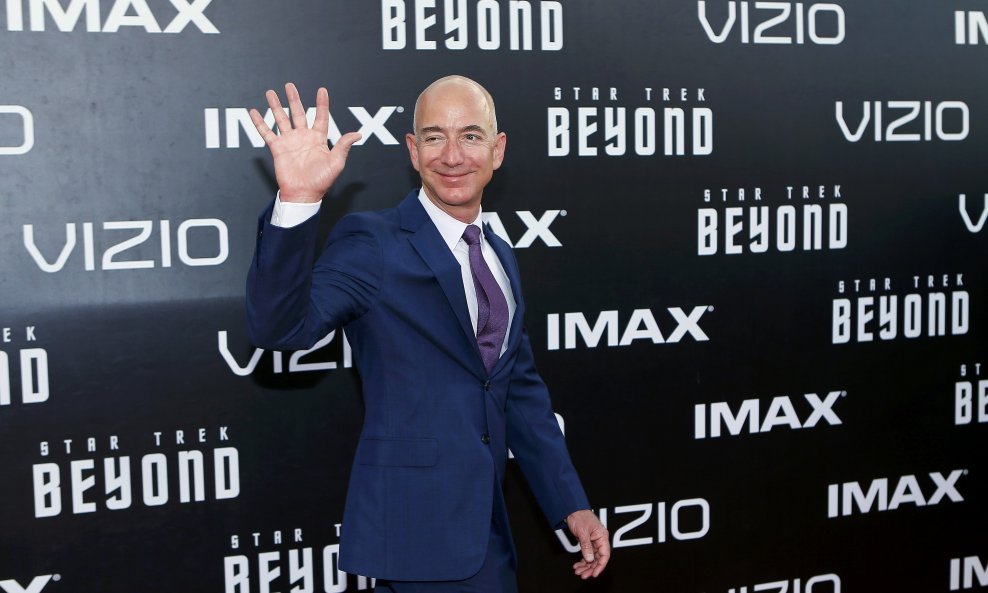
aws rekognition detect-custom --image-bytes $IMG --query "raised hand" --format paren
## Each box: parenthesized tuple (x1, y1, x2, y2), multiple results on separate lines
(249, 83, 362, 203)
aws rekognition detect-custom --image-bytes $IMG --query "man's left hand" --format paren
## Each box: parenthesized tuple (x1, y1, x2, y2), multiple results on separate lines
(566, 509, 610, 579)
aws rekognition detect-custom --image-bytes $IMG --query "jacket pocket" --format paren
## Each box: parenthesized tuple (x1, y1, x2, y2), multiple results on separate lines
(356, 437, 439, 467)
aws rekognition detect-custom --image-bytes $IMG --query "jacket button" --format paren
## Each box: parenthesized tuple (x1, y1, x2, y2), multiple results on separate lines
(483, 381, 491, 391)
(481, 433, 490, 444)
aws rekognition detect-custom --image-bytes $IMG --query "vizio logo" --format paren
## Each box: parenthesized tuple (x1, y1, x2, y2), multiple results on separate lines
(959, 194, 987, 233)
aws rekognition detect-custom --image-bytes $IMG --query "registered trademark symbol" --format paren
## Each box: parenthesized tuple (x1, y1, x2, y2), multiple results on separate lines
(53, 574, 61, 582)
(560, 210, 567, 217)
(841, 391, 847, 397)
(396, 106, 405, 113)
(964, 469, 969, 475)
(707, 306, 714, 312)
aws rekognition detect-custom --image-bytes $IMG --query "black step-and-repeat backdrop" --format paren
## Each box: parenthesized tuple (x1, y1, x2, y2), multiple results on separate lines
(1, 1, 986, 591)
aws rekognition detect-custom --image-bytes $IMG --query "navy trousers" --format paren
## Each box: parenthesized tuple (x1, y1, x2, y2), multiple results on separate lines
(374, 520, 518, 593)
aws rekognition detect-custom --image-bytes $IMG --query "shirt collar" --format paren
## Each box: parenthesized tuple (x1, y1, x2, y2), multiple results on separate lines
(417, 188, 484, 252)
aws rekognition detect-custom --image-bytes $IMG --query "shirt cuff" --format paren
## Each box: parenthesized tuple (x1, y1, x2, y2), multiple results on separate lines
(271, 191, 322, 228)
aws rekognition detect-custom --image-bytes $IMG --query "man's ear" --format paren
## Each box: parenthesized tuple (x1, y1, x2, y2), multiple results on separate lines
(492, 132, 507, 170)
(405, 133, 420, 171)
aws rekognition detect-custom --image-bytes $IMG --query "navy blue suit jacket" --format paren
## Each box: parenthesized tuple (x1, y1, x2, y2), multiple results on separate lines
(246, 190, 589, 581)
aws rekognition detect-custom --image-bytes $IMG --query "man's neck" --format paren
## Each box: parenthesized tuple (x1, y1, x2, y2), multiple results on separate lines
(422, 191, 481, 224)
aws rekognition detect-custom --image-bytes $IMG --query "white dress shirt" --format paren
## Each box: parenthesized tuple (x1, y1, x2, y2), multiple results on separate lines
(270, 190, 516, 355)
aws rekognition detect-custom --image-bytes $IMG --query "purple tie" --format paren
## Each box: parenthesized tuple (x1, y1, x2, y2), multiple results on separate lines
(463, 225, 509, 373)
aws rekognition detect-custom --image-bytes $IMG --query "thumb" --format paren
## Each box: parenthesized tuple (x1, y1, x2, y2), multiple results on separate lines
(579, 533, 595, 563)
(333, 132, 363, 160)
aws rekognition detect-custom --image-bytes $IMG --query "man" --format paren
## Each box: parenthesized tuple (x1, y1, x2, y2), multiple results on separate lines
(246, 76, 609, 592)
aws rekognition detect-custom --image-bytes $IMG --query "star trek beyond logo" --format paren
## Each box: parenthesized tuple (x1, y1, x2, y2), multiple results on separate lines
(1, 326, 48, 408)
(548, 86, 713, 157)
(2, 0, 219, 33)
(556, 498, 710, 552)
(698, 184, 847, 255)
(32, 427, 239, 518)
(832, 273, 970, 344)
(956, 362, 987, 427)
(225, 526, 376, 593)
(697, 1, 845, 45)
(0, 105, 33, 155)
(381, 0, 563, 50)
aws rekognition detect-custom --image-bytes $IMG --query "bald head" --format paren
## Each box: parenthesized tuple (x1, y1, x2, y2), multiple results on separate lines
(412, 75, 498, 135)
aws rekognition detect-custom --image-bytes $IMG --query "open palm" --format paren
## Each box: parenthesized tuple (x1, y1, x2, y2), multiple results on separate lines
(249, 83, 362, 203)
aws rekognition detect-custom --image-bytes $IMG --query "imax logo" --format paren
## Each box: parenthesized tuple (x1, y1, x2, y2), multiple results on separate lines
(695, 391, 845, 439)
(205, 106, 402, 149)
(0, 106, 33, 155)
(698, 1, 845, 45)
(827, 469, 966, 518)
(955, 11, 988, 45)
(546, 307, 711, 351)
(4, 0, 218, 33)
(836, 100, 969, 142)
(951, 556, 988, 591)
(960, 194, 987, 233)
(0, 575, 55, 593)
(483, 210, 564, 248)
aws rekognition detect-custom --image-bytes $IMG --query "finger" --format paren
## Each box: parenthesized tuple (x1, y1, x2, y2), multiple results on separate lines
(591, 540, 610, 577)
(266, 89, 292, 135)
(248, 108, 277, 145)
(286, 82, 308, 130)
(332, 131, 363, 161)
(312, 87, 330, 137)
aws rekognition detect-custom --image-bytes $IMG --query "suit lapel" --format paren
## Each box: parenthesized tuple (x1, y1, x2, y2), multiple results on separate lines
(400, 193, 486, 375)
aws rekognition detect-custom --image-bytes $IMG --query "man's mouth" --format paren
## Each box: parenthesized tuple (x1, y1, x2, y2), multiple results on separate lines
(437, 171, 471, 181)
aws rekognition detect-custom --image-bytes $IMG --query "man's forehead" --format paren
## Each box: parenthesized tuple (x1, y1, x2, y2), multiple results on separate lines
(415, 80, 495, 131)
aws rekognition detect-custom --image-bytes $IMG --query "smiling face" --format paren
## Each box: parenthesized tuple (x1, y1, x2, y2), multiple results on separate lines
(406, 77, 507, 223)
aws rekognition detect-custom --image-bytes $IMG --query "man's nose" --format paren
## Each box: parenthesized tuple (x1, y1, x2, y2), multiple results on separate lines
(440, 138, 465, 166)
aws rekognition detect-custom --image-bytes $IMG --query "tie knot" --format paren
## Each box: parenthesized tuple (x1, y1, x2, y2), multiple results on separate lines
(462, 224, 482, 246)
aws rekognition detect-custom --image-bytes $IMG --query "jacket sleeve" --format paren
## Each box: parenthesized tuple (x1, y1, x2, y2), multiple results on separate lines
(505, 326, 591, 528)
(245, 201, 382, 350)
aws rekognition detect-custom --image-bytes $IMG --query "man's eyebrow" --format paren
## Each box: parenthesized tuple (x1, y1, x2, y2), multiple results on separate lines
(417, 124, 489, 135)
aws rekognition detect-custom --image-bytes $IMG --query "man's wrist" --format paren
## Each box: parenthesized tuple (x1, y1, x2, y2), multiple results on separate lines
(279, 193, 323, 203)
(272, 192, 322, 228)
(567, 509, 592, 523)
